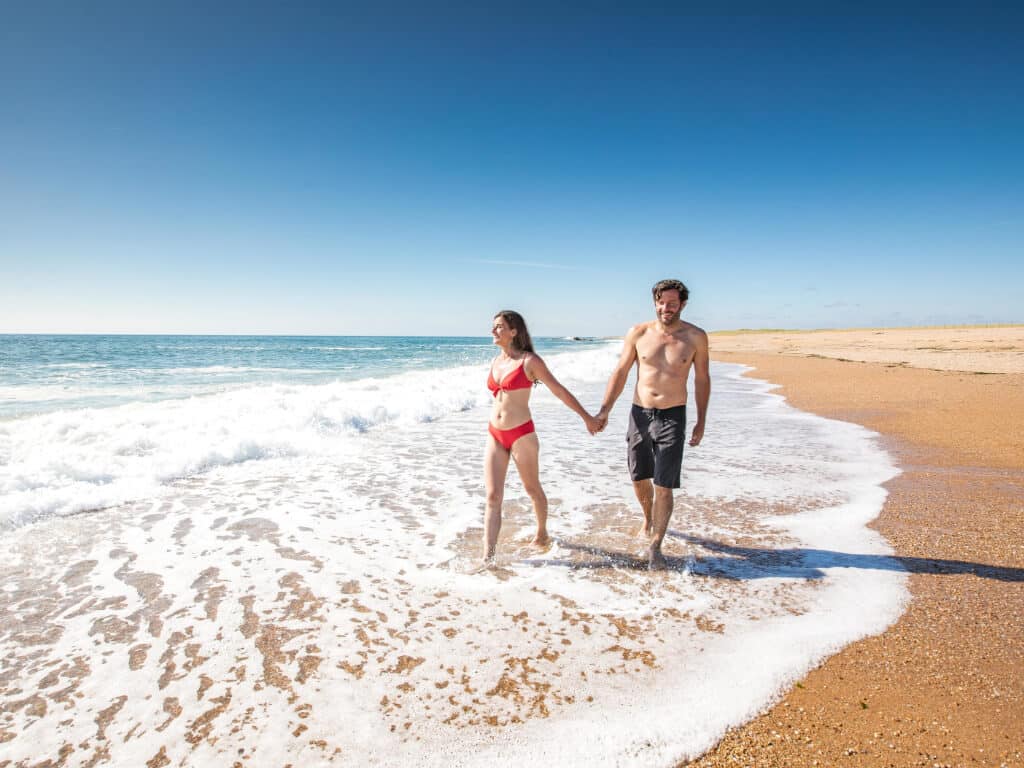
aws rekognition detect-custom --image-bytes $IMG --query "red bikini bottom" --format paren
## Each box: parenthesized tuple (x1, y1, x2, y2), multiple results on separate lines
(488, 419, 536, 450)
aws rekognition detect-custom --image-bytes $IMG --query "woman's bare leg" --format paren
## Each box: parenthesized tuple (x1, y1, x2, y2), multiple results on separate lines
(482, 436, 511, 561)
(510, 433, 549, 546)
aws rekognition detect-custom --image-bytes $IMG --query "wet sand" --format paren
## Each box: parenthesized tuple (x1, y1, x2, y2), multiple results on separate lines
(692, 327, 1024, 767)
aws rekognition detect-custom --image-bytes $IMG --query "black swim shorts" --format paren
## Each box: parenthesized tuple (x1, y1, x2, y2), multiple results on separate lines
(626, 404, 687, 489)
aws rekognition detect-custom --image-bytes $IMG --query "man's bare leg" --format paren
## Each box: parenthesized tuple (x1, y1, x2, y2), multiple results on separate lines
(631, 479, 655, 538)
(648, 485, 674, 570)
(511, 433, 549, 547)
(481, 437, 511, 564)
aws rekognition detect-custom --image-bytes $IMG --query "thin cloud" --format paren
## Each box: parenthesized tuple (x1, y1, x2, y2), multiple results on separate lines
(467, 258, 579, 271)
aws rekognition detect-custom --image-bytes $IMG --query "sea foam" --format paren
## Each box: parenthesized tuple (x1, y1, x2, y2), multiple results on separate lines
(0, 362, 497, 527)
(0, 345, 908, 767)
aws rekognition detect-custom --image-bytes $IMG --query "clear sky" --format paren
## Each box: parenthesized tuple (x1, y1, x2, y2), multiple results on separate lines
(2, 2, 1021, 336)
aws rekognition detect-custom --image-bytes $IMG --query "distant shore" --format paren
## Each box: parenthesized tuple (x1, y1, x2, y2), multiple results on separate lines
(690, 327, 1023, 766)
(709, 324, 1024, 374)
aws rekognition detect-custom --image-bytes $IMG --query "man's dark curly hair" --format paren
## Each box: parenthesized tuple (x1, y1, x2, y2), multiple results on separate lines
(652, 279, 689, 302)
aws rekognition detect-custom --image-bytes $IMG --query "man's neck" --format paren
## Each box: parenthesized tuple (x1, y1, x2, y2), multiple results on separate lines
(655, 318, 684, 334)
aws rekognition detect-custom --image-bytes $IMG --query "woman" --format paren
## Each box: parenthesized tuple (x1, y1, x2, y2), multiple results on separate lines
(482, 310, 601, 563)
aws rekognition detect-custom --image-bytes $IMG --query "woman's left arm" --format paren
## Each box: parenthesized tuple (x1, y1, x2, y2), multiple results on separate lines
(527, 355, 602, 434)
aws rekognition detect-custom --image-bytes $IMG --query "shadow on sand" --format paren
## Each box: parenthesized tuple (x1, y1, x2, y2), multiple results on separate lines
(526, 534, 1024, 582)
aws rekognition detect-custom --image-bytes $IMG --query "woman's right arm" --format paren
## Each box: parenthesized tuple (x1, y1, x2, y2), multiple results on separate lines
(526, 355, 602, 434)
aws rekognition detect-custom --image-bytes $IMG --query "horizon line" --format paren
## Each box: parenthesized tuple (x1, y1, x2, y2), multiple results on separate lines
(2, 323, 1022, 338)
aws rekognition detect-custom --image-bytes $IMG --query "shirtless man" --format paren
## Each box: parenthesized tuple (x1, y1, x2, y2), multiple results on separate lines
(595, 279, 710, 570)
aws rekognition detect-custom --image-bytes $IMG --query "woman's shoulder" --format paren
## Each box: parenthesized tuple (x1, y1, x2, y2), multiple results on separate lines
(522, 351, 545, 378)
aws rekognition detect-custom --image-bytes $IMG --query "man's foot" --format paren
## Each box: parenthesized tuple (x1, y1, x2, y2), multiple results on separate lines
(531, 531, 551, 548)
(648, 545, 667, 571)
(635, 522, 654, 539)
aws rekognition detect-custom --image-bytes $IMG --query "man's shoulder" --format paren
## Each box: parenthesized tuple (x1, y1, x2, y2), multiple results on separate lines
(679, 321, 708, 341)
(627, 321, 656, 339)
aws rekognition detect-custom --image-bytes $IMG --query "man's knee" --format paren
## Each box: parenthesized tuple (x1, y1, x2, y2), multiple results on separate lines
(633, 479, 653, 496)
(654, 485, 674, 503)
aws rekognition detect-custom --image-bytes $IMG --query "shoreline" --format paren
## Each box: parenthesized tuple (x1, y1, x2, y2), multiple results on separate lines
(689, 332, 1023, 767)
(2, 329, 1020, 765)
(3, 343, 902, 766)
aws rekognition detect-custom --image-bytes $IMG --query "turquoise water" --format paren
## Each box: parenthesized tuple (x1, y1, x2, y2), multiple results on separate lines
(0, 334, 606, 418)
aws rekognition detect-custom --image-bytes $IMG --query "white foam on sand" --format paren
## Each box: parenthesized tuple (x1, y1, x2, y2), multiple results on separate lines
(0, 350, 908, 767)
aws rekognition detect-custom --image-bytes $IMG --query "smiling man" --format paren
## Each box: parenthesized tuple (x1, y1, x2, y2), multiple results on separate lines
(595, 278, 711, 570)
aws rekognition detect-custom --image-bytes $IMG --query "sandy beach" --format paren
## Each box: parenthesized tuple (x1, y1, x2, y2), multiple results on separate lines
(692, 326, 1024, 767)
(5, 0, 1021, 762)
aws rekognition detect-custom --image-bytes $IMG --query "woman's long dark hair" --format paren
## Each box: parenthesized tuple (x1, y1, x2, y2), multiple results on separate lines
(495, 310, 535, 354)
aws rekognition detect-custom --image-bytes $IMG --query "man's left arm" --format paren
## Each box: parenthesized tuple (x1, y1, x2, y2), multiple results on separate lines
(689, 330, 710, 447)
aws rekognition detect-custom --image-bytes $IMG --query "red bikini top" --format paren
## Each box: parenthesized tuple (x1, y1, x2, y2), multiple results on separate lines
(487, 358, 533, 396)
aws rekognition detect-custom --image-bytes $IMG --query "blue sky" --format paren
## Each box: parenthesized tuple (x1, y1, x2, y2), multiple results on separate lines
(2, 2, 1021, 335)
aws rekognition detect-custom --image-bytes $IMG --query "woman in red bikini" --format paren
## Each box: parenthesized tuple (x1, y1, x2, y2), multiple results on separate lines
(482, 310, 602, 563)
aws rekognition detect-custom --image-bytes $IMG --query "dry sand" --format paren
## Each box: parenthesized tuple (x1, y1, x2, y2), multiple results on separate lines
(688, 327, 1023, 767)
(711, 326, 1024, 375)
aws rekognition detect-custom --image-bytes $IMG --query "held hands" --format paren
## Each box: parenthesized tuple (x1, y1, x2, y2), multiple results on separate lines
(583, 408, 609, 436)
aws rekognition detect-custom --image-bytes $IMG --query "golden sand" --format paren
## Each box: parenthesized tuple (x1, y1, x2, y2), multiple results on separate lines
(688, 328, 1023, 767)
(711, 325, 1024, 374)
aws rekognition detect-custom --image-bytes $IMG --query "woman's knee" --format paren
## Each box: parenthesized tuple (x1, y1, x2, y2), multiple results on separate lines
(485, 489, 504, 507)
(522, 482, 546, 502)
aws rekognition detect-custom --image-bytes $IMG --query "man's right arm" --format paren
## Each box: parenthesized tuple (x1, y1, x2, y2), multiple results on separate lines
(596, 326, 642, 426)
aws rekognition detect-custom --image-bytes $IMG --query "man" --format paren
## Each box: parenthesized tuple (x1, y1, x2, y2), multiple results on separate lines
(595, 278, 710, 570)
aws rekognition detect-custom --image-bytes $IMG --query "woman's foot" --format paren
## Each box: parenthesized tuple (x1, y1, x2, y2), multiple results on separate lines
(470, 557, 496, 574)
(531, 531, 551, 548)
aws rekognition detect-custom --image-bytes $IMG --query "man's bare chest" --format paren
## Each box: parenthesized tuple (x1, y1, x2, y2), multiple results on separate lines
(636, 334, 695, 371)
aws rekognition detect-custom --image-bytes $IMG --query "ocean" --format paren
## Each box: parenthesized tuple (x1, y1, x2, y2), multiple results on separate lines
(0, 335, 908, 766)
